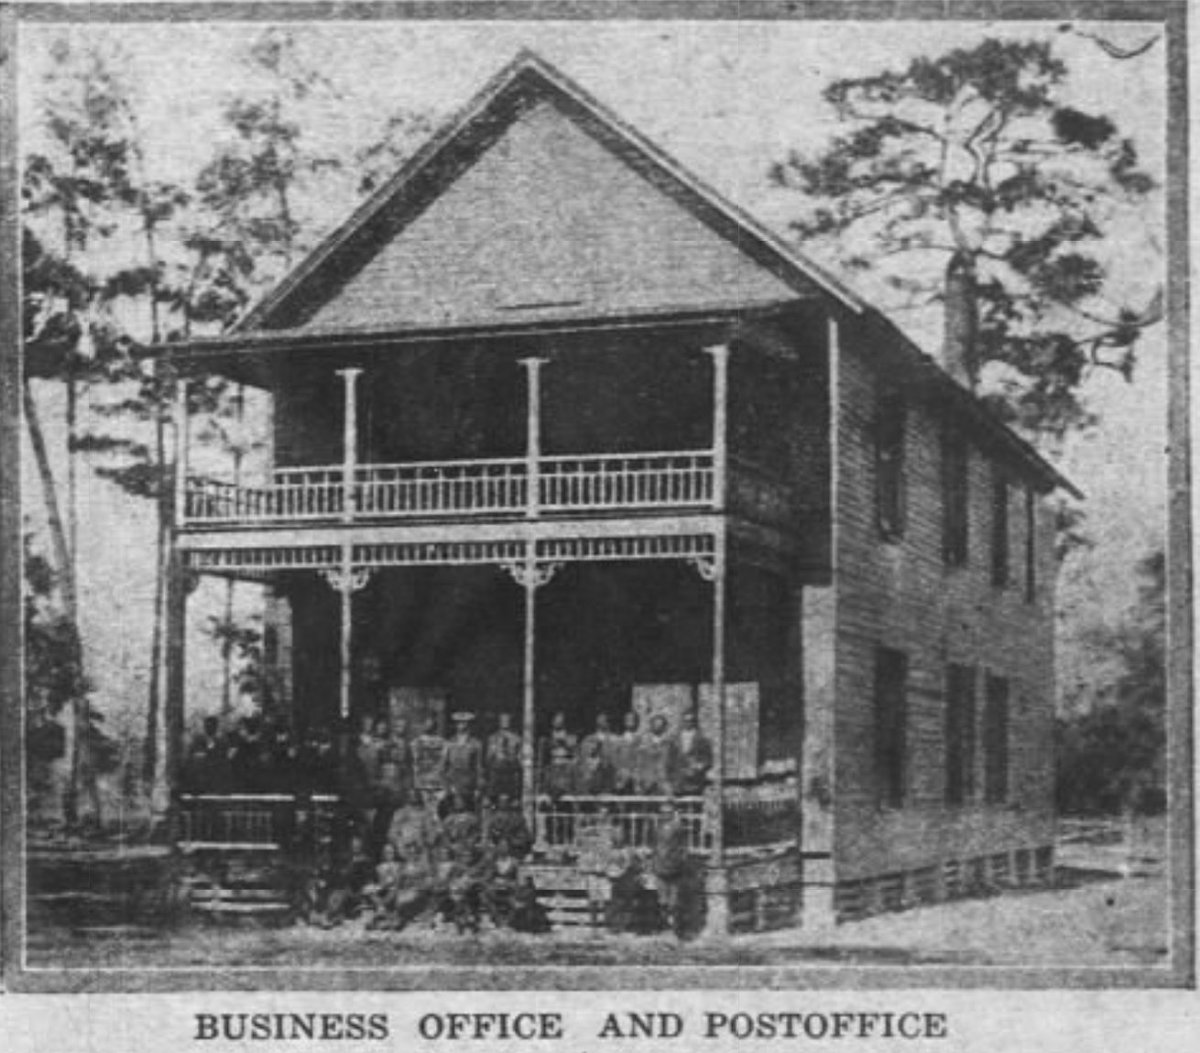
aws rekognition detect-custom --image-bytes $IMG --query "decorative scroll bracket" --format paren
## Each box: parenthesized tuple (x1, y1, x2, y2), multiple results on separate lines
(501, 560, 562, 590)
(319, 565, 374, 594)
(688, 553, 722, 582)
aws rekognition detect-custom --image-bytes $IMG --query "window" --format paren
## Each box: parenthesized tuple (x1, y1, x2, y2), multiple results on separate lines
(945, 664, 977, 805)
(876, 392, 906, 539)
(941, 424, 970, 566)
(1024, 486, 1037, 602)
(874, 648, 909, 808)
(983, 673, 1010, 804)
(991, 469, 1010, 586)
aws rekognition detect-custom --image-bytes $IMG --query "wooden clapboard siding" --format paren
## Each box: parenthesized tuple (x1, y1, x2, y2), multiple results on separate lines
(300, 102, 797, 334)
(830, 314, 1056, 881)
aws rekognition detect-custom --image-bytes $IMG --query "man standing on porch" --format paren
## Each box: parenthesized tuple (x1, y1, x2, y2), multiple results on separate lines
(485, 713, 522, 803)
(668, 710, 715, 796)
(539, 712, 578, 799)
(610, 711, 641, 794)
(412, 715, 448, 805)
(637, 714, 674, 795)
(581, 713, 617, 767)
(443, 712, 484, 807)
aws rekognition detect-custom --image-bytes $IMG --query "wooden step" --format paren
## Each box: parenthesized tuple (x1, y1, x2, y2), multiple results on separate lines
(189, 887, 287, 903)
(192, 901, 292, 916)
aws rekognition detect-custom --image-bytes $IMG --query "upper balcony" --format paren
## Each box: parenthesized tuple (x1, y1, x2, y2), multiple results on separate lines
(173, 339, 809, 541)
(181, 449, 720, 528)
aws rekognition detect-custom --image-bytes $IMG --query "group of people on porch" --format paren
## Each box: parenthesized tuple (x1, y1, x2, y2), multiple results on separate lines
(180, 705, 714, 935)
(182, 706, 716, 807)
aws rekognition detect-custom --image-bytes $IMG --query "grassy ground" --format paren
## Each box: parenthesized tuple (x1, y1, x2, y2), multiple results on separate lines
(24, 819, 1169, 971)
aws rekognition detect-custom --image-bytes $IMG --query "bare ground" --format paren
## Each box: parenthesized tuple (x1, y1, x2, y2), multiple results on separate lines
(24, 819, 1169, 971)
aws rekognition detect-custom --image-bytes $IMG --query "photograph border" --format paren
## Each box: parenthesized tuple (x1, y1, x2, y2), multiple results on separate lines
(0, 0, 1192, 993)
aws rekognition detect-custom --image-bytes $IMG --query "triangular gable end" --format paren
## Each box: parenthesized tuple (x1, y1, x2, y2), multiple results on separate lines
(242, 53, 857, 335)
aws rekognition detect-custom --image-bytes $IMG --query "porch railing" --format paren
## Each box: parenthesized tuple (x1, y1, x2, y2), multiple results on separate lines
(723, 782, 801, 849)
(176, 793, 341, 853)
(182, 450, 716, 526)
(535, 795, 713, 857)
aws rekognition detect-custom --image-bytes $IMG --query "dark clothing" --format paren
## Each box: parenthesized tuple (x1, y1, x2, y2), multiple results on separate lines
(184, 733, 229, 793)
(314, 850, 374, 924)
(375, 739, 412, 803)
(605, 849, 651, 934)
(229, 733, 268, 793)
(636, 733, 673, 795)
(485, 729, 522, 801)
(652, 815, 690, 933)
(608, 733, 640, 793)
(581, 730, 617, 766)
(667, 730, 715, 796)
(441, 809, 482, 859)
(482, 807, 534, 860)
(539, 733, 577, 798)
(356, 734, 384, 785)
(652, 817, 689, 881)
(297, 742, 339, 795)
(412, 734, 448, 797)
(510, 879, 551, 933)
(575, 754, 616, 796)
(443, 734, 483, 803)
(263, 739, 299, 793)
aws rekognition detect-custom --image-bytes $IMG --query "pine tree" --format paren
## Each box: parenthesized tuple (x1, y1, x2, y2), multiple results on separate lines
(771, 37, 1160, 439)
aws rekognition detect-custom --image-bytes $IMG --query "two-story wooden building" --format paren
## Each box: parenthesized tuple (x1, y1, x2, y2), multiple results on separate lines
(164, 52, 1077, 931)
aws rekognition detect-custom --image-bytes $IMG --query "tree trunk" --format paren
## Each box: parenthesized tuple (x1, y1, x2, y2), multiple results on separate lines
(140, 207, 168, 791)
(23, 378, 92, 827)
(143, 408, 167, 784)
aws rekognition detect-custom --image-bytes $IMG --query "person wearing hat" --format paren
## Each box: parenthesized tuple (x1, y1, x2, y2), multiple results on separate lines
(443, 710, 483, 808)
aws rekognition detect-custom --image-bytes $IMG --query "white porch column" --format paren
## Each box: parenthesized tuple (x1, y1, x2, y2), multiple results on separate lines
(704, 344, 730, 510)
(692, 529, 730, 936)
(710, 529, 728, 870)
(520, 557, 537, 820)
(321, 543, 372, 723)
(519, 357, 547, 518)
(174, 375, 189, 526)
(503, 555, 560, 831)
(336, 367, 362, 522)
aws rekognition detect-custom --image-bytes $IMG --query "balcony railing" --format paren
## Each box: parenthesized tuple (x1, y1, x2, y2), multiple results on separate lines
(182, 450, 717, 526)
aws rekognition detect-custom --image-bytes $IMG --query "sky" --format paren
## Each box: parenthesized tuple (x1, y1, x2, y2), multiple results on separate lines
(16, 16, 1171, 731)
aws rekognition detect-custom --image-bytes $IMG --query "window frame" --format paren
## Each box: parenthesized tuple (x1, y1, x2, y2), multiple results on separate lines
(873, 647, 909, 809)
(991, 467, 1010, 587)
(983, 672, 1011, 805)
(941, 422, 970, 567)
(945, 663, 977, 806)
(875, 389, 907, 541)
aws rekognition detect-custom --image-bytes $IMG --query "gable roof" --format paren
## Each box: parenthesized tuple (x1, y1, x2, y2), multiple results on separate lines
(184, 49, 1074, 499)
(235, 49, 865, 333)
